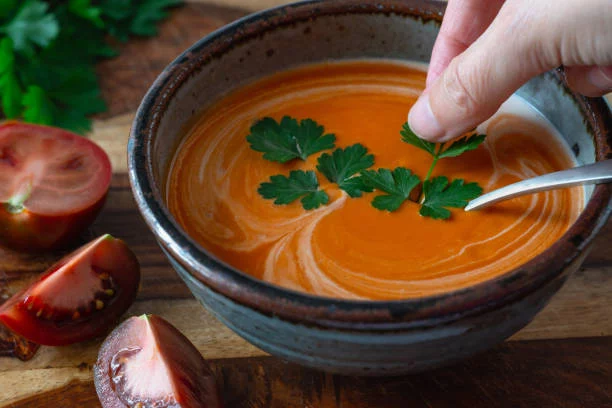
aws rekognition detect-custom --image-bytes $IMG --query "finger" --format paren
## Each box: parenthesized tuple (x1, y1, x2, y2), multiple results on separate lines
(427, 0, 505, 88)
(409, 3, 554, 142)
(564, 65, 612, 97)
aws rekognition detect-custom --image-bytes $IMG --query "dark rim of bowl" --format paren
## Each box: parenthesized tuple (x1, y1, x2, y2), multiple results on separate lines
(128, 0, 612, 330)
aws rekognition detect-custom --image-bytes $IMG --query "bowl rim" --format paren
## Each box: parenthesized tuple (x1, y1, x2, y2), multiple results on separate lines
(128, 0, 612, 329)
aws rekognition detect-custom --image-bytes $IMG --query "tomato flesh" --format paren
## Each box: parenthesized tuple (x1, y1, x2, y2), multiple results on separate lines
(0, 235, 140, 346)
(0, 121, 111, 250)
(95, 315, 223, 408)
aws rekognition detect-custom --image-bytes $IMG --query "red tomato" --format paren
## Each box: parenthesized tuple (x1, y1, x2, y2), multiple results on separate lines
(0, 235, 140, 346)
(0, 121, 111, 250)
(94, 315, 223, 408)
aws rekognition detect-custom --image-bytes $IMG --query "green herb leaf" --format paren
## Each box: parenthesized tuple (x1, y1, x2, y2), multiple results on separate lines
(336, 176, 373, 198)
(400, 122, 436, 155)
(361, 167, 421, 211)
(98, 0, 182, 41)
(247, 116, 336, 163)
(22, 85, 54, 125)
(47, 7, 116, 61)
(68, 0, 104, 27)
(99, 0, 132, 20)
(438, 133, 486, 158)
(17, 36, 107, 134)
(98, 0, 136, 41)
(317, 144, 375, 197)
(300, 190, 330, 210)
(130, 0, 182, 36)
(4, 0, 59, 54)
(258, 170, 329, 210)
(0, 37, 23, 118)
(400, 121, 486, 187)
(420, 176, 483, 220)
(0, 0, 178, 132)
(0, 0, 17, 19)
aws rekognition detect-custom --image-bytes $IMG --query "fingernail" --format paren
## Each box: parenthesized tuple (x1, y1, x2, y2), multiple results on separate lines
(588, 66, 612, 91)
(408, 94, 445, 142)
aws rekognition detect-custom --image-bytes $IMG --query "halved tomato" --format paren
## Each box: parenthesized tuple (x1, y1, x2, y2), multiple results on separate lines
(0, 235, 140, 346)
(0, 121, 112, 250)
(95, 315, 222, 408)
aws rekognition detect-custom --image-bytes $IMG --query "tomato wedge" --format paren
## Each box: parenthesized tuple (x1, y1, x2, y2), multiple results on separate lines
(95, 315, 223, 408)
(0, 235, 140, 346)
(0, 121, 111, 250)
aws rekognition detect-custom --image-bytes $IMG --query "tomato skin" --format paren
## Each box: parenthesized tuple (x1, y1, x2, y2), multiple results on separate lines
(0, 194, 107, 251)
(0, 235, 140, 346)
(0, 121, 112, 251)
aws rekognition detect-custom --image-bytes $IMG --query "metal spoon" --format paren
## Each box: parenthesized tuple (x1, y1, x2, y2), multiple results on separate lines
(465, 159, 612, 211)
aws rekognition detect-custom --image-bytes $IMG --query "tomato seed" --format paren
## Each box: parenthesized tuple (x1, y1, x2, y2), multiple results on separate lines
(0, 147, 17, 167)
(63, 156, 83, 170)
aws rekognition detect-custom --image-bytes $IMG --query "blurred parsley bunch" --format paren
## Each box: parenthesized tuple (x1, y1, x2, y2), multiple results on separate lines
(0, 0, 182, 134)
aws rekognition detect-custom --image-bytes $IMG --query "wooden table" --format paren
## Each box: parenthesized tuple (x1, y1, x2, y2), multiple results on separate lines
(1, 2, 611, 406)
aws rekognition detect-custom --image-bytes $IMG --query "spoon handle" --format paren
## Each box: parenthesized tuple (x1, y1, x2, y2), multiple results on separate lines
(465, 159, 612, 211)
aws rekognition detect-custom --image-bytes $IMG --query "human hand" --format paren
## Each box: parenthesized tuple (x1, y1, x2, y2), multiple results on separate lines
(408, 0, 612, 142)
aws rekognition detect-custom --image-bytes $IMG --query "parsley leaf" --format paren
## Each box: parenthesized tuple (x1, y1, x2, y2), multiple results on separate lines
(0, 0, 180, 132)
(361, 167, 421, 211)
(420, 176, 483, 220)
(400, 122, 436, 155)
(48, 6, 116, 61)
(131, 0, 182, 36)
(400, 122, 485, 158)
(96, 0, 182, 40)
(0, 37, 23, 118)
(3, 0, 59, 54)
(316, 144, 375, 197)
(401, 121, 486, 185)
(258, 170, 329, 210)
(438, 133, 486, 158)
(247, 116, 336, 163)
(68, 0, 103, 28)
(0, 0, 17, 19)
(98, 0, 136, 41)
(22, 85, 54, 125)
(248, 118, 485, 218)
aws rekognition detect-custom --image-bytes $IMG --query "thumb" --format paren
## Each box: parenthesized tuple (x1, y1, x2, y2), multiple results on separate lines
(408, 6, 552, 142)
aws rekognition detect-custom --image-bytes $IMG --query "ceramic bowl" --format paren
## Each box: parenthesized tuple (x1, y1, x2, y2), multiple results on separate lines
(128, 0, 612, 375)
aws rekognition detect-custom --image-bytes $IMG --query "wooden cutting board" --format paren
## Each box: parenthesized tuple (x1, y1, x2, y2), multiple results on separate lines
(1, 2, 611, 407)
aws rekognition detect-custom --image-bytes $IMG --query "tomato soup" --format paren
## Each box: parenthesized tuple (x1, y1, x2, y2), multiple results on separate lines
(167, 61, 583, 300)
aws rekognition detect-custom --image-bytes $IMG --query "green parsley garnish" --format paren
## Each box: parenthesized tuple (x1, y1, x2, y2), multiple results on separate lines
(398, 122, 485, 218)
(420, 176, 483, 219)
(401, 123, 485, 180)
(247, 116, 336, 163)
(316, 144, 374, 197)
(250, 116, 485, 220)
(0, 0, 181, 133)
(361, 168, 421, 212)
(258, 170, 329, 210)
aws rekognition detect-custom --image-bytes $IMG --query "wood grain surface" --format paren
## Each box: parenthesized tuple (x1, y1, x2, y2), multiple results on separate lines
(1, 2, 611, 407)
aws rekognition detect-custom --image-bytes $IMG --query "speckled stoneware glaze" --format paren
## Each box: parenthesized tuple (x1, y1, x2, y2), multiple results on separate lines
(128, 0, 612, 375)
